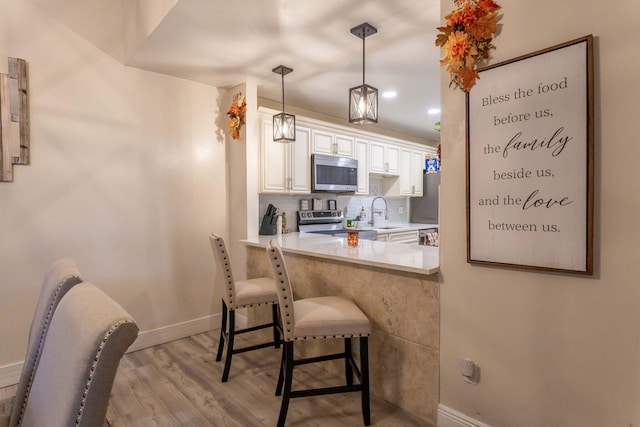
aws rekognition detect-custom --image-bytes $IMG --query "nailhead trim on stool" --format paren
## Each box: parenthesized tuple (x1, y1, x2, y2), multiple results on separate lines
(266, 240, 371, 427)
(209, 233, 282, 383)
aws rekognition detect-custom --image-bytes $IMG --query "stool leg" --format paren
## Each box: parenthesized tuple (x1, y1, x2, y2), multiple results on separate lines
(345, 338, 354, 386)
(221, 310, 235, 382)
(360, 336, 370, 426)
(277, 341, 294, 427)
(215, 300, 227, 362)
(276, 342, 285, 396)
(272, 304, 281, 349)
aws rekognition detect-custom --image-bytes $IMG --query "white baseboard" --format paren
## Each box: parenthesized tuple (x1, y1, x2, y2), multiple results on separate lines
(0, 362, 23, 389)
(438, 404, 492, 427)
(127, 313, 222, 353)
(0, 312, 248, 388)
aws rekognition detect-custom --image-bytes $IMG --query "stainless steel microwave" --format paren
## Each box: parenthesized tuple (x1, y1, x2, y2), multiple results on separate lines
(311, 154, 358, 193)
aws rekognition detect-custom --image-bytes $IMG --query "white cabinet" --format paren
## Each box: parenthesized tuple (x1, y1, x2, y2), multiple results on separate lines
(311, 129, 355, 158)
(355, 138, 369, 195)
(387, 230, 419, 244)
(398, 149, 425, 197)
(376, 230, 420, 244)
(370, 141, 399, 176)
(409, 151, 425, 196)
(260, 118, 311, 194)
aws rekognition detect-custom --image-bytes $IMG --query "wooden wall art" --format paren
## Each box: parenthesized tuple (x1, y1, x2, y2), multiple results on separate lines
(466, 36, 594, 274)
(0, 57, 30, 182)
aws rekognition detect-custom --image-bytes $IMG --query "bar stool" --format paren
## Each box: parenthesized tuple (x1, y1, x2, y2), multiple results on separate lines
(209, 233, 281, 382)
(266, 240, 371, 427)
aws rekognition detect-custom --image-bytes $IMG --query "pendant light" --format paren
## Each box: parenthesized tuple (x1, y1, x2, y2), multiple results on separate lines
(272, 65, 296, 142)
(349, 23, 378, 124)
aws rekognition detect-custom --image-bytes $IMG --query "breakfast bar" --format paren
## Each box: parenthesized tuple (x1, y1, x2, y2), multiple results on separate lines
(241, 232, 440, 424)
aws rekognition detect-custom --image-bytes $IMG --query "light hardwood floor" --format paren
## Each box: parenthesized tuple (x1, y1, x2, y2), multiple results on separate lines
(1, 329, 431, 426)
(107, 329, 430, 426)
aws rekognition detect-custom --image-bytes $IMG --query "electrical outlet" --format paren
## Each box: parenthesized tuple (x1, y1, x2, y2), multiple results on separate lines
(398, 207, 404, 214)
(459, 358, 479, 384)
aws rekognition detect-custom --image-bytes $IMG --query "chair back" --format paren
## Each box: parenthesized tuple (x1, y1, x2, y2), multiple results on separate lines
(209, 233, 239, 310)
(20, 282, 138, 427)
(266, 240, 295, 342)
(10, 258, 82, 427)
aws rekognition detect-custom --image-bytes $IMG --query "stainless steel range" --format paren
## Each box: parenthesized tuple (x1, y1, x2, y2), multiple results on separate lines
(297, 210, 378, 240)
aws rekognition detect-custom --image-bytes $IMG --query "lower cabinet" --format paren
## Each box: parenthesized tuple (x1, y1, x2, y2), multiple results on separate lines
(377, 230, 420, 244)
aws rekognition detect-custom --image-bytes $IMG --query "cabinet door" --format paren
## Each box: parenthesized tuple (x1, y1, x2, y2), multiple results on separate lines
(370, 141, 399, 176)
(335, 134, 355, 158)
(311, 129, 334, 155)
(387, 230, 419, 244)
(386, 145, 400, 175)
(260, 119, 288, 193)
(410, 151, 424, 196)
(355, 138, 369, 195)
(289, 126, 311, 194)
(369, 141, 386, 173)
(398, 148, 413, 196)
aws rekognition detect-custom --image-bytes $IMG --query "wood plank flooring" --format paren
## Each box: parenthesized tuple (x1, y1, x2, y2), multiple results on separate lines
(106, 329, 431, 427)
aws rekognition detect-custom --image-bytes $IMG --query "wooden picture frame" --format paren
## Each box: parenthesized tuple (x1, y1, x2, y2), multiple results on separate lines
(466, 35, 594, 274)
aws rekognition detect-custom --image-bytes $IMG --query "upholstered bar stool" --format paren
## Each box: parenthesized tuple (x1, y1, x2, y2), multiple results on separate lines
(266, 240, 371, 427)
(209, 233, 281, 382)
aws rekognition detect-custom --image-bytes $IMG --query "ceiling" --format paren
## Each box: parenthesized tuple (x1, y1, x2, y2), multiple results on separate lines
(34, 0, 443, 143)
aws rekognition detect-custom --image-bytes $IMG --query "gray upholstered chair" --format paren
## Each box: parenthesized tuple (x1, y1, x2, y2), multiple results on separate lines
(266, 240, 371, 427)
(4, 258, 83, 427)
(209, 233, 281, 382)
(0, 282, 138, 427)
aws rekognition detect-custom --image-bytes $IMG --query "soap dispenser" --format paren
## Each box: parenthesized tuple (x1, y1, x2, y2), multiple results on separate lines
(359, 206, 367, 222)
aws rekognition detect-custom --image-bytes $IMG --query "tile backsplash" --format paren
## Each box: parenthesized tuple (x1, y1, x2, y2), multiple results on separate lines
(259, 177, 409, 231)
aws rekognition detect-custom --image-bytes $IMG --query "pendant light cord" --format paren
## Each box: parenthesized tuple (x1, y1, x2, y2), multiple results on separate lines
(281, 71, 286, 114)
(362, 35, 366, 86)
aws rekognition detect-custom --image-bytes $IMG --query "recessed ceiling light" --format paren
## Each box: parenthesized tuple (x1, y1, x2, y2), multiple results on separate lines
(428, 108, 441, 115)
(382, 91, 397, 98)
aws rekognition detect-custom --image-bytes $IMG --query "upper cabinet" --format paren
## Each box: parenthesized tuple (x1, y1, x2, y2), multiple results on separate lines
(397, 148, 425, 196)
(257, 107, 435, 196)
(260, 117, 311, 194)
(355, 138, 369, 195)
(311, 129, 355, 158)
(370, 141, 399, 176)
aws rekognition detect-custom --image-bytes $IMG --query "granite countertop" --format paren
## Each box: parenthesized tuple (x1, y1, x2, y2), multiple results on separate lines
(241, 231, 439, 276)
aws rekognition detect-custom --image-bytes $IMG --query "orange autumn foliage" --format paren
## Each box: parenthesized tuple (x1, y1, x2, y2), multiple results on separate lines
(435, 0, 502, 92)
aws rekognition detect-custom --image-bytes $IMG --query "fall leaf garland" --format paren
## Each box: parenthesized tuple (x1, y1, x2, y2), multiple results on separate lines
(227, 92, 247, 140)
(435, 0, 502, 92)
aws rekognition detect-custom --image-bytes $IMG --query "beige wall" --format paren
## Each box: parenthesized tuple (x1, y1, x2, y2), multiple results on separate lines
(439, 1, 640, 426)
(0, 0, 226, 366)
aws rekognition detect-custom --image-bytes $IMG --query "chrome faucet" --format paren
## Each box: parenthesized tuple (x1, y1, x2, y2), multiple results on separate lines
(370, 196, 388, 225)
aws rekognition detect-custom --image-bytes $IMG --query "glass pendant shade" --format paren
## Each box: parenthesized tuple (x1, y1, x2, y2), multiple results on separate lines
(273, 112, 296, 142)
(349, 83, 378, 124)
(272, 65, 295, 143)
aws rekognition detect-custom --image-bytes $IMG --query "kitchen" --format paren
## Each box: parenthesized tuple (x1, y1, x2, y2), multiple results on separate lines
(1, 2, 638, 427)
(241, 107, 442, 421)
(255, 107, 440, 249)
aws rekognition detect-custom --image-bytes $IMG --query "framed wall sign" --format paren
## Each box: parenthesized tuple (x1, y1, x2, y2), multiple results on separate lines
(466, 35, 594, 274)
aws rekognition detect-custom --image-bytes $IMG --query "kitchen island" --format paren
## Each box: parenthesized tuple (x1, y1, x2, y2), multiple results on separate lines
(241, 232, 440, 424)
(242, 231, 439, 275)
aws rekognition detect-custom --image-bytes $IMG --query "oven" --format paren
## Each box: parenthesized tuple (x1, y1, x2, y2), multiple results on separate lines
(297, 210, 378, 240)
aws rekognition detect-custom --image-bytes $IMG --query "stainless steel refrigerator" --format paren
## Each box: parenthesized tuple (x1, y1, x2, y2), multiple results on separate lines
(410, 172, 440, 224)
